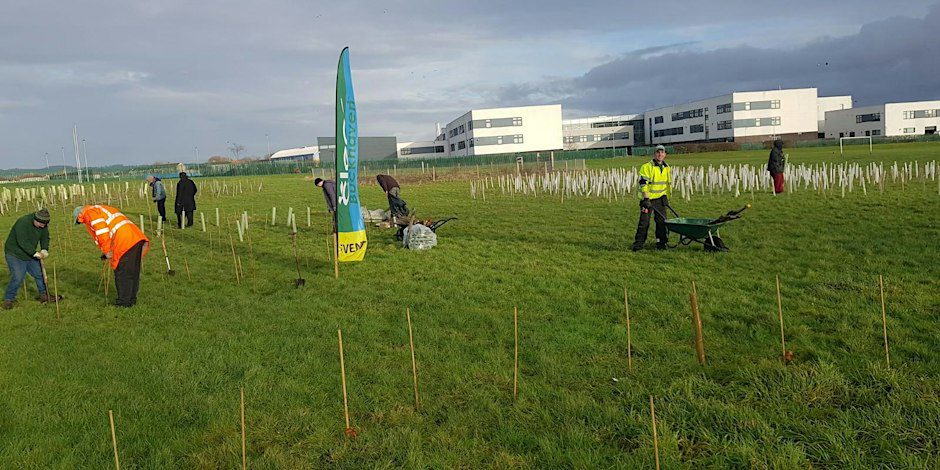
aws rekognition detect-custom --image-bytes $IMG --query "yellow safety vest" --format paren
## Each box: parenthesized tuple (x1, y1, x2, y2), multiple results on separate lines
(638, 160, 671, 200)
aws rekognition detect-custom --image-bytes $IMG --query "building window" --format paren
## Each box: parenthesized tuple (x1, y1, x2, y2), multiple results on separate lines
(872, 130, 881, 136)
(903, 127, 916, 133)
(457, 141, 466, 150)
(458, 124, 465, 134)
(690, 124, 705, 133)
(563, 136, 575, 144)
(450, 144, 455, 151)
(468, 121, 473, 130)
(513, 134, 523, 144)
(579, 135, 588, 142)
(671, 108, 704, 121)
(591, 120, 630, 128)
(613, 132, 630, 140)
(903, 109, 938, 119)
(716, 103, 732, 114)
(717, 120, 732, 130)
(469, 139, 475, 147)
(849, 132, 856, 137)
(593, 134, 602, 141)
(512, 117, 522, 126)
(654, 116, 664, 124)
(653, 127, 684, 137)
(856, 113, 881, 123)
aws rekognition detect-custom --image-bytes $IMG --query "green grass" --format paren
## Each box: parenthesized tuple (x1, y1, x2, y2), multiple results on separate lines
(0, 142, 938, 468)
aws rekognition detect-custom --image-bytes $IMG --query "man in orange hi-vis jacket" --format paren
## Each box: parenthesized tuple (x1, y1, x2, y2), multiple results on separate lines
(73, 205, 150, 307)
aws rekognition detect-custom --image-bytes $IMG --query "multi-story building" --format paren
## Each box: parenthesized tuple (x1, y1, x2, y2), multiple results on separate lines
(823, 100, 940, 138)
(645, 88, 828, 145)
(441, 104, 563, 157)
(562, 114, 641, 151)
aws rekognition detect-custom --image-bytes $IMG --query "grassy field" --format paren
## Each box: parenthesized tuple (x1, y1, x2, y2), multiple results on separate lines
(0, 142, 938, 468)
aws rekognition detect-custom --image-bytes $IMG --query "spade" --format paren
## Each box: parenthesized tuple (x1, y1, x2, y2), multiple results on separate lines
(160, 235, 176, 276)
(290, 232, 305, 287)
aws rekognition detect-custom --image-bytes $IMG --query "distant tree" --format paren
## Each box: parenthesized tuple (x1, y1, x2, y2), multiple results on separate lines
(208, 155, 232, 164)
(228, 143, 246, 159)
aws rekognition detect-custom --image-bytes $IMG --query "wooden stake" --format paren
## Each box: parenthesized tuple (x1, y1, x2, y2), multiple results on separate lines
(690, 282, 706, 365)
(513, 306, 519, 401)
(338, 329, 352, 434)
(109, 410, 120, 470)
(406, 308, 420, 410)
(776, 275, 786, 363)
(333, 231, 339, 279)
(229, 235, 240, 284)
(240, 388, 247, 470)
(103, 260, 111, 299)
(879, 275, 890, 367)
(184, 260, 192, 281)
(649, 396, 660, 470)
(624, 286, 633, 373)
(53, 260, 60, 320)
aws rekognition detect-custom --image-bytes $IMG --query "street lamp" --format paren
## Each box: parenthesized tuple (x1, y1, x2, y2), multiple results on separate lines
(61, 146, 68, 178)
(82, 139, 90, 181)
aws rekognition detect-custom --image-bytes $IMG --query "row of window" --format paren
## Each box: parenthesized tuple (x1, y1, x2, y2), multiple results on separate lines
(448, 117, 524, 139)
(449, 134, 525, 151)
(653, 127, 684, 137)
(838, 131, 881, 137)
(400, 146, 445, 155)
(651, 100, 781, 124)
(717, 120, 732, 130)
(672, 108, 705, 121)
(902, 109, 938, 119)
(856, 113, 881, 123)
(903, 127, 916, 133)
(592, 120, 631, 128)
(563, 132, 630, 143)
(734, 116, 781, 128)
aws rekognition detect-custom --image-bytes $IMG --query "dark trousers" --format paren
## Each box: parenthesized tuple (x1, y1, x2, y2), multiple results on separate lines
(156, 199, 167, 222)
(114, 241, 145, 307)
(771, 172, 785, 194)
(175, 208, 194, 228)
(633, 197, 668, 249)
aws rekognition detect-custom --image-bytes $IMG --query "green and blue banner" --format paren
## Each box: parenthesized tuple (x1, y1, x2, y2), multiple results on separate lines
(335, 47, 367, 262)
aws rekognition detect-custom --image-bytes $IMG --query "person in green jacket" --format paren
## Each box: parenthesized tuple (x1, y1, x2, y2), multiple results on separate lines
(4, 209, 53, 309)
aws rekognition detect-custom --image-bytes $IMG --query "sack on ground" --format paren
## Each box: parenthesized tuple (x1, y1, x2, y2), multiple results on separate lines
(402, 224, 437, 250)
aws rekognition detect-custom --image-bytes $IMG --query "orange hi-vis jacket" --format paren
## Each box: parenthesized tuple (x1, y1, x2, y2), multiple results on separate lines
(78, 205, 149, 269)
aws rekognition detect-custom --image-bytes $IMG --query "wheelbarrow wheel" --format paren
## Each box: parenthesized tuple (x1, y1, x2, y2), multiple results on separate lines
(703, 235, 727, 252)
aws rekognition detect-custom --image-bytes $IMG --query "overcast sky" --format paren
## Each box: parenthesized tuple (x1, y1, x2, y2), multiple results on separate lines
(1, 1, 938, 168)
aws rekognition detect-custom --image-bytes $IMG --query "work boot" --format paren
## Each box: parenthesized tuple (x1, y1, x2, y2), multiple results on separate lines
(2, 300, 13, 310)
(656, 244, 668, 250)
(631, 244, 644, 252)
(36, 293, 61, 303)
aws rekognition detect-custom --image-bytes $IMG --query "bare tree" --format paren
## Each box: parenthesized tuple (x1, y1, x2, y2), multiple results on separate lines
(228, 143, 246, 159)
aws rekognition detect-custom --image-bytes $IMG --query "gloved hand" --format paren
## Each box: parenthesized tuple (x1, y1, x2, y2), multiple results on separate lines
(33, 252, 41, 259)
(640, 198, 652, 210)
(100, 251, 113, 260)
(38, 249, 49, 259)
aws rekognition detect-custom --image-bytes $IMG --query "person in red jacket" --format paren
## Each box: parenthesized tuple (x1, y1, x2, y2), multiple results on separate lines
(73, 205, 150, 307)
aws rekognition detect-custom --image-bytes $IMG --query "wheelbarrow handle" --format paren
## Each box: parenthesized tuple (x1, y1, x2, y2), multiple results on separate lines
(728, 204, 752, 216)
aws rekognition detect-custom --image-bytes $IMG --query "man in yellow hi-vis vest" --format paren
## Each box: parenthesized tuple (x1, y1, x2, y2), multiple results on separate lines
(632, 145, 672, 251)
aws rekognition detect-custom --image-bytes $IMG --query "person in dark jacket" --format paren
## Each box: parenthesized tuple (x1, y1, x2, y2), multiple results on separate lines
(4, 209, 54, 309)
(174, 172, 198, 228)
(146, 175, 167, 222)
(314, 178, 337, 213)
(767, 140, 786, 194)
(376, 174, 408, 219)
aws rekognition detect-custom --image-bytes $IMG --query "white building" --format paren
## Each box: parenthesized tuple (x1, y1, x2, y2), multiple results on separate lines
(562, 114, 641, 150)
(441, 104, 563, 157)
(823, 100, 940, 138)
(645, 88, 828, 145)
(270, 146, 319, 162)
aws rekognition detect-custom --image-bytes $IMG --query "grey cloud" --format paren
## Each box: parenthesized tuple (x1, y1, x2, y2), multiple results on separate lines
(501, 5, 940, 116)
(0, 1, 937, 167)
